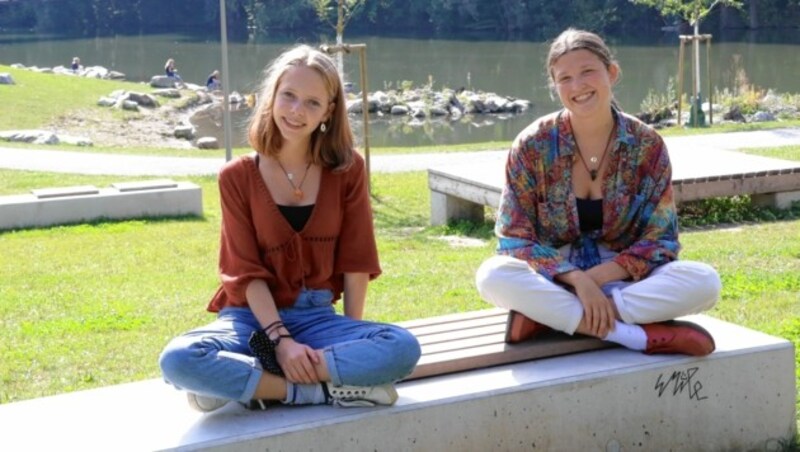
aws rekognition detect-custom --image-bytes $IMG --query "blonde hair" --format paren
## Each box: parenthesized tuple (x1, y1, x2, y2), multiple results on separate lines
(247, 44, 354, 171)
(546, 28, 620, 89)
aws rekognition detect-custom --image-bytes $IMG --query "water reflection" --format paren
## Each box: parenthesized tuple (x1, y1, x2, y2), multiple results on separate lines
(2, 31, 799, 147)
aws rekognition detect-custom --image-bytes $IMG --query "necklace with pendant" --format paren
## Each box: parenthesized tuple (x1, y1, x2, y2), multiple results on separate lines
(575, 121, 616, 181)
(275, 159, 312, 200)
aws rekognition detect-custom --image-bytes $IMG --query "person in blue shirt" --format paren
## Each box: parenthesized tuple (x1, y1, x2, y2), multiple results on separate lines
(164, 58, 185, 87)
(206, 69, 221, 91)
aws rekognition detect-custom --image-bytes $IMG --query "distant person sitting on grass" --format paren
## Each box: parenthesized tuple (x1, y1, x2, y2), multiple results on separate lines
(71, 57, 81, 73)
(158, 44, 421, 413)
(206, 69, 221, 91)
(164, 58, 184, 87)
(475, 28, 722, 357)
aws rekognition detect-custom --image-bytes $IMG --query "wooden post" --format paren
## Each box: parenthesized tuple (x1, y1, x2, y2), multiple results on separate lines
(677, 38, 686, 126)
(678, 34, 713, 128)
(219, 0, 233, 162)
(357, 45, 371, 192)
(706, 35, 713, 125)
(320, 43, 371, 193)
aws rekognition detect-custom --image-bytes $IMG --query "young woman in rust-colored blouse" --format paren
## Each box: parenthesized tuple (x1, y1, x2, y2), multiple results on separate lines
(159, 45, 420, 413)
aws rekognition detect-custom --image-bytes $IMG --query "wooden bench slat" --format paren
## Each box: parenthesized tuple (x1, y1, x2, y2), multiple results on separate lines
(414, 323, 507, 346)
(407, 333, 613, 380)
(396, 308, 507, 328)
(397, 308, 615, 381)
(420, 330, 507, 354)
(402, 314, 506, 337)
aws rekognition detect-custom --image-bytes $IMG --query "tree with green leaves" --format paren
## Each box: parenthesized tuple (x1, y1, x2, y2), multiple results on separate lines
(629, 0, 742, 26)
(310, 0, 366, 74)
(630, 0, 743, 125)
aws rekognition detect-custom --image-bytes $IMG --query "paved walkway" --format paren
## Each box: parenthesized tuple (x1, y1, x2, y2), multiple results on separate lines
(1, 128, 799, 176)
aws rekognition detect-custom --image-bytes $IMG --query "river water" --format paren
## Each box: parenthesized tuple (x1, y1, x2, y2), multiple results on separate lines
(2, 31, 799, 147)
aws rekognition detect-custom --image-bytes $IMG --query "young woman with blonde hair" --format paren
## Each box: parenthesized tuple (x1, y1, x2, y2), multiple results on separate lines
(160, 45, 420, 412)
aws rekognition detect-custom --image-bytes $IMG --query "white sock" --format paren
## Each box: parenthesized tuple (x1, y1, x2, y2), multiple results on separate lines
(603, 321, 647, 351)
(282, 382, 327, 405)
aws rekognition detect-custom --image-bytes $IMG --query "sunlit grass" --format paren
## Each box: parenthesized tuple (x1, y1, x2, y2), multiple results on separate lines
(1, 168, 799, 412)
(0, 65, 157, 131)
(738, 144, 800, 162)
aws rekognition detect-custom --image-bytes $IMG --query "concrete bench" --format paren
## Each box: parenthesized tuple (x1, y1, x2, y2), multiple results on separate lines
(0, 179, 202, 230)
(0, 311, 794, 451)
(428, 147, 800, 225)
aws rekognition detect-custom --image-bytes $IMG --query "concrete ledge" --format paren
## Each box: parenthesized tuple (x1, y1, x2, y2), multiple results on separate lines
(0, 179, 202, 230)
(0, 315, 794, 451)
(428, 148, 800, 225)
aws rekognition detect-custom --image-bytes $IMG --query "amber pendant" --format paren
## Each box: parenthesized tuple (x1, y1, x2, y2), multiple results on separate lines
(590, 170, 598, 181)
(294, 188, 303, 200)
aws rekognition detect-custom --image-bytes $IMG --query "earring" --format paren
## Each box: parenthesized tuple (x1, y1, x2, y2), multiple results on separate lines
(320, 122, 327, 133)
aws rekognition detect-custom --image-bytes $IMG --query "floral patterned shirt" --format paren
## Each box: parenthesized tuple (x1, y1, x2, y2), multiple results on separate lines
(496, 108, 680, 281)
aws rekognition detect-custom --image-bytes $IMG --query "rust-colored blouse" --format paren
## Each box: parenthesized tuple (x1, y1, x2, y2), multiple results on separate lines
(207, 152, 381, 312)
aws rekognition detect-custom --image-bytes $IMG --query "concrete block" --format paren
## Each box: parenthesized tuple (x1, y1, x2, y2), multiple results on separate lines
(430, 190, 484, 226)
(111, 179, 178, 192)
(0, 315, 793, 451)
(31, 185, 99, 198)
(0, 180, 202, 230)
(752, 190, 800, 209)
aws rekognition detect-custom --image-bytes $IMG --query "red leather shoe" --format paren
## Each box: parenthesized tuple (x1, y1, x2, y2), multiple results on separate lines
(504, 311, 551, 344)
(642, 321, 715, 356)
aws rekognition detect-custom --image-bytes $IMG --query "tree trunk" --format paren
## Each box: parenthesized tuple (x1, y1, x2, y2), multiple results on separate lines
(749, 0, 759, 29)
(336, 0, 344, 76)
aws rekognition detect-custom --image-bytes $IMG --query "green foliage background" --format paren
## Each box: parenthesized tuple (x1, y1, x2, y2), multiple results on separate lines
(3, 0, 800, 40)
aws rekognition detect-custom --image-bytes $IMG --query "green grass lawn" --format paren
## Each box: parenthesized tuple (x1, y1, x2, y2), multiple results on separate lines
(1, 168, 799, 411)
(0, 65, 157, 131)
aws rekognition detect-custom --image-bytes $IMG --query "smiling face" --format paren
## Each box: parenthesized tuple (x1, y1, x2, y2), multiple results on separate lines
(271, 65, 334, 148)
(551, 48, 618, 120)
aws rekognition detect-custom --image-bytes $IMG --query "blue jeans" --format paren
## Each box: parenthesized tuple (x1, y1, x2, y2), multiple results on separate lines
(159, 289, 421, 402)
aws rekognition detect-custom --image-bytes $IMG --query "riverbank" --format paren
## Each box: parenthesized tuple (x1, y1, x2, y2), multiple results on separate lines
(2, 63, 536, 150)
(6, 61, 800, 153)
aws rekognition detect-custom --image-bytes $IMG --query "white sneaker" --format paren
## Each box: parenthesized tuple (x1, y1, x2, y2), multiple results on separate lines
(187, 392, 229, 413)
(326, 383, 398, 407)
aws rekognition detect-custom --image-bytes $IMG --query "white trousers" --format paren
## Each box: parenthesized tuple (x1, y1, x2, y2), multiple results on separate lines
(475, 245, 721, 335)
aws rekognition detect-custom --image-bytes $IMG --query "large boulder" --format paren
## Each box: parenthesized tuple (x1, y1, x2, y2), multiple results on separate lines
(390, 105, 409, 115)
(153, 88, 181, 98)
(83, 66, 109, 79)
(0, 130, 57, 144)
(97, 97, 117, 107)
(59, 135, 93, 146)
(127, 92, 159, 108)
(107, 71, 126, 80)
(120, 100, 139, 111)
(751, 111, 777, 122)
(196, 136, 219, 149)
(174, 125, 195, 140)
(150, 75, 177, 88)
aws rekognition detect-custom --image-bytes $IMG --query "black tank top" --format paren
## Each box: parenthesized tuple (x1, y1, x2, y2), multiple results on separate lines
(576, 198, 603, 232)
(255, 154, 315, 232)
(277, 204, 314, 232)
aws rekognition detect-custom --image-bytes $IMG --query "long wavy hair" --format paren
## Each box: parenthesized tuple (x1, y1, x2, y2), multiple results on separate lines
(247, 44, 354, 171)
